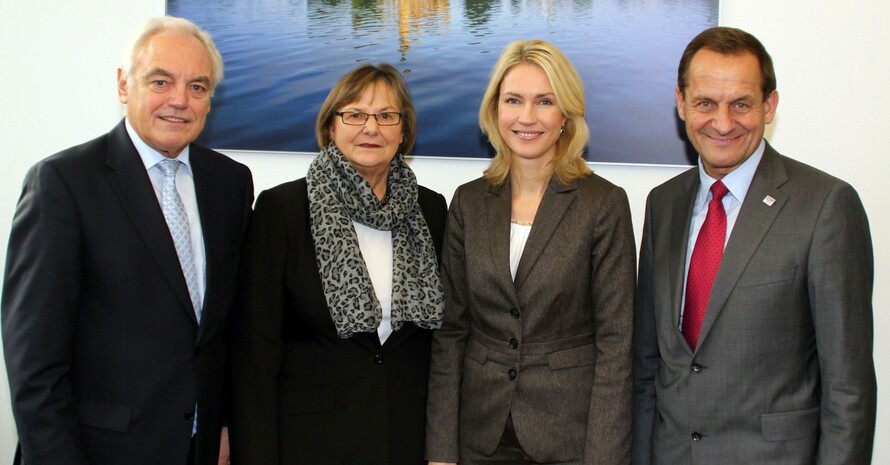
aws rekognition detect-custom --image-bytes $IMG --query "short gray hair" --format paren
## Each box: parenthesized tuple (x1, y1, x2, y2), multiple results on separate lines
(120, 16, 224, 92)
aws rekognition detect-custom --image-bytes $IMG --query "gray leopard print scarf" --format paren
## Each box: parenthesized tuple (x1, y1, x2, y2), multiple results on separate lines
(307, 142, 444, 339)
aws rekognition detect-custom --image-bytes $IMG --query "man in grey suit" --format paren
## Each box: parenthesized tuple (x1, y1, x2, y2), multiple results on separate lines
(633, 27, 875, 465)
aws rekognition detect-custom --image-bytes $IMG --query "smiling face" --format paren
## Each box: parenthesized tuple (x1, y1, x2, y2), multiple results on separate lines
(677, 49, 778, 179)
(329, 82, 404, 184)
(118, 31, 214, 158)
(497, 63, 567, 166)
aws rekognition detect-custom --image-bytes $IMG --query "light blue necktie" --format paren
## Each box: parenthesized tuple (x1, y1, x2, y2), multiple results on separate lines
(157, 158, 202, 322)
(157, 158, 202, 435)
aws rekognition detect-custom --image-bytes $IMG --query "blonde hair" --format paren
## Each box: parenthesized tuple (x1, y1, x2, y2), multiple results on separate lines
(480, 40, 590, 186)
(316, 63, 416, 154)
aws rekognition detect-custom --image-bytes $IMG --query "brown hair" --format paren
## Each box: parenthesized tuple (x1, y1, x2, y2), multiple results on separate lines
(678, 27, 776, 99)
(316, 63, 416, 154)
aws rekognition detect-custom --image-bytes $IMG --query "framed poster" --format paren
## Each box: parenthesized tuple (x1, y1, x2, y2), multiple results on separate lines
(169, 0, 718, 164)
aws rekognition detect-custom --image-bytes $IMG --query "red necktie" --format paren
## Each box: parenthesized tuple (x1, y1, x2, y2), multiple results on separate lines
(682, 180, 729, 350)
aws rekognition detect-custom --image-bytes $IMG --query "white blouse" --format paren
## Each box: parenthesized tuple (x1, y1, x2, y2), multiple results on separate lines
(509, 221, 532, 281)
(352, 220, 394, 343)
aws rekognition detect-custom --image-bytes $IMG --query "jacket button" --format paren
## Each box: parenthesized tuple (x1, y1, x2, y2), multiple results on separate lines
(508, 369, 517, 380)
(509, 338, 518, 349)
(510, 308, 520, 319)
(691, 363, 703, 373)
(184, 410, 195, 421)
(691, 432, 703, 442)
(374, 355, 383, 365)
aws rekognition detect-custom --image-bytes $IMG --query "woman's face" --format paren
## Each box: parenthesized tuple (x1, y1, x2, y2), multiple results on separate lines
(330, 82, 404, 181)
(497, 63, 566, 164)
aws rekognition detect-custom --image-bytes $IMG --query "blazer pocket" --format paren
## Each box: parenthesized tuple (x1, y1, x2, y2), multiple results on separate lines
(76, 397, 132, 432)
(278, 386, 336, 415)
(737, 265, 798, 289)
(548, 343, 596, 370)
(464, 338, 491, 365)
(761, 406, 820, 441)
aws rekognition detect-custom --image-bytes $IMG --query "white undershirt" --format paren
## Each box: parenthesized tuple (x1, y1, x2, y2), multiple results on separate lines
(352, 221, 394, 343)
(510, 222, 532, 281)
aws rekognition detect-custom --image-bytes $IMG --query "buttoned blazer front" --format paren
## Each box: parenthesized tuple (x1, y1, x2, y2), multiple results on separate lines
(228, 178, 447, 465)
(2, 120, 254, 465)
(632, 142, 876, 465)
(426, 174, 636, 464)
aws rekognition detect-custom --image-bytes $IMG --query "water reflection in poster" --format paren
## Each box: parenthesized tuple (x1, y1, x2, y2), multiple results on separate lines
(168, 0, 718, 164)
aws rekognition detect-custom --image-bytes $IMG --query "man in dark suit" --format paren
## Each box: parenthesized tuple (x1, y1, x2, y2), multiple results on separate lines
(2, 16, 253, 465)
(633, 27, 875, 465)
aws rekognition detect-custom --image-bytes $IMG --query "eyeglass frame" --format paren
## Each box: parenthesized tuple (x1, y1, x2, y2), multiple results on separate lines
(334, 111, 403, 126)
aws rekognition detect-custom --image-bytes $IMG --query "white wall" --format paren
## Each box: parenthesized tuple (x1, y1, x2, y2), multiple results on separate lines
(1, 0, 887, 461)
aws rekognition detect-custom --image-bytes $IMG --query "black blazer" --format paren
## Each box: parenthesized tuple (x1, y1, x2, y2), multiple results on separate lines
(2, 120, 254, 465)
(229, 178, 447, 465)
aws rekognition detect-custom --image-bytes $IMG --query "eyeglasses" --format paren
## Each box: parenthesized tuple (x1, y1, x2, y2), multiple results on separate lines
(335, 111, 402, 126)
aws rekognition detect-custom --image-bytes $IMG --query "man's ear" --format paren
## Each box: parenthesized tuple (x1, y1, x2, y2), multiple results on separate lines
(675, 86, 687, 121)
(763, 90, 779, 125)
(117, 68, 129, 104)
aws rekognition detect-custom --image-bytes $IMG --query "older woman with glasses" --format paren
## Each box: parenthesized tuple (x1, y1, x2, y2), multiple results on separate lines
(229, 63, 447, 465)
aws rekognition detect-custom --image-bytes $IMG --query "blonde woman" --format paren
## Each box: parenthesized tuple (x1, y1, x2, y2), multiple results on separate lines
(426, 40, 635, 465)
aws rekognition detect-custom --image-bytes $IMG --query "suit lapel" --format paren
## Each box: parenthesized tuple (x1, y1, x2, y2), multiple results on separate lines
(191, 146, 223, 341)
(514, 177, 577, 290)
(485, 181, 517, 301)
(696, 145, 788, 348)
(104, 121, 198, 325)
(666, 170, 699, 353)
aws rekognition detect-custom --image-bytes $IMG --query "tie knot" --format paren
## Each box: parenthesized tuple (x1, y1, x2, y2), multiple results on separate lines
(710, 180, 729, 202)
(157, 158, 182, 179)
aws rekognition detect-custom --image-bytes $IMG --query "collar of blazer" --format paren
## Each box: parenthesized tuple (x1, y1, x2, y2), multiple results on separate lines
(485, 175, 580, 292)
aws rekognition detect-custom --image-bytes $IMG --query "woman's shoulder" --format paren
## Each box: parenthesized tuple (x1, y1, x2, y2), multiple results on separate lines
(254, 178, 309, 213)
(259, 178, 308, 199)
(417, 184, 448, 221)
(417, 184, 446, 203)
(573, 172, 627, 199)
(453, 176, 493, 197)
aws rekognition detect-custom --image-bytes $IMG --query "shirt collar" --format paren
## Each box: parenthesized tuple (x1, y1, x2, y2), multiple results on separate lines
(124, 118, 193, 176)
(696, 138, 765, 204)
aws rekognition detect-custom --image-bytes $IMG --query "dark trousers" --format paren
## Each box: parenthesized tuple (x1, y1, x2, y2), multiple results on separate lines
(458, 415, 581, 465)
(187, 437, 196, 465)
(13, 438, 196, 465)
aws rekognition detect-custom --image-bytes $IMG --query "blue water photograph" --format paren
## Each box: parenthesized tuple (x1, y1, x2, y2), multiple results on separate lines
(168, 0, 718, 164)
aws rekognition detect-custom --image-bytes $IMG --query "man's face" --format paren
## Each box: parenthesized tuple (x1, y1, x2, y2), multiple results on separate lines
(676, 49, 778, 179)
(118, 31, 214, 158)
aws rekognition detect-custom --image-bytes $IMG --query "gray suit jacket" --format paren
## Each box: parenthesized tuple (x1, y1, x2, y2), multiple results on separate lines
(426, 174, 636, 464)
(632, 142, 876, 465)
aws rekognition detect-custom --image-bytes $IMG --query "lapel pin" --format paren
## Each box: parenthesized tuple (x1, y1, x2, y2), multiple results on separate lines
(763, 195, 776, 207)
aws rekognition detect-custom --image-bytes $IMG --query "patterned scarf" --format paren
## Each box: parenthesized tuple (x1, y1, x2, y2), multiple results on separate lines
(307, 142, 444, 339)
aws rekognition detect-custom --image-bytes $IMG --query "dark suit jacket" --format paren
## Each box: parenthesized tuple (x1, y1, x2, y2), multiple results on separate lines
(228, 178, 447, 465)
(425, 175, 636, 464)
(2, 120, 254, 465)
(633, 142, 876, 465)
